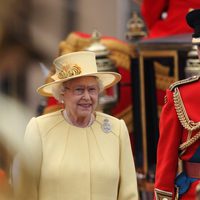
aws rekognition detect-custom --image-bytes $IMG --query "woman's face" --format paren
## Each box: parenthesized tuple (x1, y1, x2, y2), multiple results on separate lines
(62, 76, 100, 120)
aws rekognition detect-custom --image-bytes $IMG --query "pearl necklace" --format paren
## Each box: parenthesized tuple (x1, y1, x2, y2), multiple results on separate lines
(63, 110, 95, 127)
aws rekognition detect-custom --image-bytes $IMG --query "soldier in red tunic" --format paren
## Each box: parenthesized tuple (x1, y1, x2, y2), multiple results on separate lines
(141, 0, 200, 39)
(154, 9, 200, 200)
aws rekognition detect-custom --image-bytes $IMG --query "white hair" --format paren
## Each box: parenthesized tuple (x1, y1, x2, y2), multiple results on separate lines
(52, 83, 63, 102)
(51, 76, 104, 102)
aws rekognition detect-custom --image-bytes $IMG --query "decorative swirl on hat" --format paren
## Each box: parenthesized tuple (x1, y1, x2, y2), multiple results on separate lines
(58, 64, 82, 79)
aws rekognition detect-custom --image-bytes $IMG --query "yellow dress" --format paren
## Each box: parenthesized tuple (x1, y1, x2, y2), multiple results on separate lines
(13, 110, 138, 200)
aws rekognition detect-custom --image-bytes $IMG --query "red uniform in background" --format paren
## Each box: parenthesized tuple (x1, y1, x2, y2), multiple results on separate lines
(141, 0, 200, 39)
(155, 77, 200, 199)
(154, 9, 200, 200)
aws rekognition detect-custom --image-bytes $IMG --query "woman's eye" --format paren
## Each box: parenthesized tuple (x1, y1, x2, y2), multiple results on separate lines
(75, 88, 84, 94)
(89, 87, 98, 94)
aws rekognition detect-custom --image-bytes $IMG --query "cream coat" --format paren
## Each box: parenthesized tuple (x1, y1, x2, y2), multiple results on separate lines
(13, 110, 138, 200)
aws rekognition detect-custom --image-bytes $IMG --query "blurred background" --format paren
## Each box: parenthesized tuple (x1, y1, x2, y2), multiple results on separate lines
(0, 0, 139, 114)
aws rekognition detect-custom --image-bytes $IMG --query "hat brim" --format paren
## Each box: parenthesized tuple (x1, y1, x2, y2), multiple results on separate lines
(37, 72, 121, 97)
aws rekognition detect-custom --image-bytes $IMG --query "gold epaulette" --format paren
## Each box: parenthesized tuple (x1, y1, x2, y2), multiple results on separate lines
(169, 76, 200, 91)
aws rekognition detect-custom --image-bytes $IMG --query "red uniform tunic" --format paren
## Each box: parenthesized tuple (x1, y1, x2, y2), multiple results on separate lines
(141, 0, 200, 39)
(155, 76, 200, 199)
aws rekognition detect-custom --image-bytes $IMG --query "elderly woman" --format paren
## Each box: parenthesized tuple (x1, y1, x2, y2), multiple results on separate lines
(12, 51, 138, 200)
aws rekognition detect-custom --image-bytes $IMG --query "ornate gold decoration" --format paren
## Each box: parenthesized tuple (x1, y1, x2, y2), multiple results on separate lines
(154, 188, 173, 200)
(173, 87, 200, 153)
(153, 61, 175, 117)
(179, 130, 192, 155)
(179, 130, 200, 152)
(59, 32, 132, 69)
(58, 64, 81, 79)
(126, 12, 147, 41)
(169, 76, 200, 91)
(155, 74, 175, 91)
(154, 61, 170, 76)
(114, 105, 133, 133)
(173, 87, 200, 131)
(154, 61, 176, 91)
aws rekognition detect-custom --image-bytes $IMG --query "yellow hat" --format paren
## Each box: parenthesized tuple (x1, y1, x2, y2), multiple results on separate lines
(37, 51, 121, 96)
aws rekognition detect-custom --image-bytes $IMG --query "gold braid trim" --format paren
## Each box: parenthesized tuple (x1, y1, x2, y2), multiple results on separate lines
(113, 105, 133, 133)
(179, 130, 192, 155)
(154, 188, 172, 200)
(179, 130, 200, 151)
(169, 76, 200, 91)
(173, 87, 200, 131)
